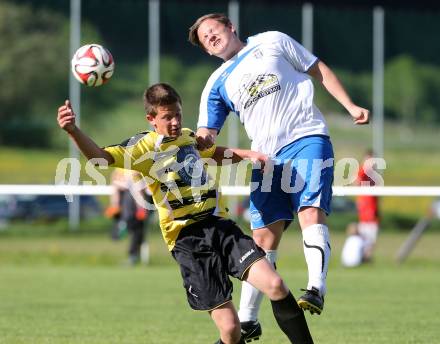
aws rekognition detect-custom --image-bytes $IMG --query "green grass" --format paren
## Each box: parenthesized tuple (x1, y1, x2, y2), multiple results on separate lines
(0, 147, 65, 184)
(0, 228, 439, 343)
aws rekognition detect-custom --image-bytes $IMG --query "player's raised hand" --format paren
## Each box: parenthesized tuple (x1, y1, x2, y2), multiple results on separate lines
(57, 100, 77, 133)
(348, 104, 370, 125)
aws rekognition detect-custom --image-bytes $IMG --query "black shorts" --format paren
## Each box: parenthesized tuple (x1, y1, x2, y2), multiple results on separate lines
(171, 216, 265, 311)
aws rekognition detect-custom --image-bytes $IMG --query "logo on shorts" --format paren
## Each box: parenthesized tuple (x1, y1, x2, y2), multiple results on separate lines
(250, 210, 262, 223)
(239, 249, 255, 264)
(188, 285, 198, 298)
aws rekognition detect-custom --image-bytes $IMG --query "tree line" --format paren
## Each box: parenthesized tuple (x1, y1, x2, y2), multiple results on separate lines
(2, 1, 439, 148)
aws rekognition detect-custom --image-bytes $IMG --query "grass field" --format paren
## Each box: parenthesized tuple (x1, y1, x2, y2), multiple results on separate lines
(1, 227, 439, 344)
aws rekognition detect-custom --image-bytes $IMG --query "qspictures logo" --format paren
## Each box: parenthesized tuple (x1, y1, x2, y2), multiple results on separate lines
(54, 149, 386, 209)
(243, 73, 281, 109)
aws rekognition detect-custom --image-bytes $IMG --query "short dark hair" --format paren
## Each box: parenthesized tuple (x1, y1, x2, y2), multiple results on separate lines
(143, 83, 182, 116)
(188, 13, 232, 48)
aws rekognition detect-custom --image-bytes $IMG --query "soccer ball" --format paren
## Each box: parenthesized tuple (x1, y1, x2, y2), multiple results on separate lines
(71, 44, 114, 87)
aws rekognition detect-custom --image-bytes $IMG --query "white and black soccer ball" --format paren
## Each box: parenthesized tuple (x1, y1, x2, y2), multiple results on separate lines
(71, 44, 114, 87)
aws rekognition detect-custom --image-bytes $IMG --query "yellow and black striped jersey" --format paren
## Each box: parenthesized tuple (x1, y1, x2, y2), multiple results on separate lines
(104, 128, 227, 250)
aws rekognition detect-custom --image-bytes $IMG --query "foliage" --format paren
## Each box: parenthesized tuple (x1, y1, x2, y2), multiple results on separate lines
(1, 2, 439, 150)
(0, 2, 108, 148)
(0, 2, 67, 146)
(160, 56, 217, 129)
(0, 3, 65, 115)
(385, 55, 440, 124)
(314, 55, 440, 125)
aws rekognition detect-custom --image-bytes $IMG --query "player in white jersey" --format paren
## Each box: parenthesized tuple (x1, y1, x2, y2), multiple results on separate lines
(189, 13, 369, 341)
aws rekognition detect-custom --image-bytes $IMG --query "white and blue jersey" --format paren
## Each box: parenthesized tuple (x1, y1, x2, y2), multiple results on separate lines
(198, 31, 335, 228)
(198, 31, 329, 156)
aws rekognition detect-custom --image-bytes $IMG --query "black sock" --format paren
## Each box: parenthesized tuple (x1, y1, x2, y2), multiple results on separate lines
(216, 338, 245, 344)
(271, 291, 314, 344)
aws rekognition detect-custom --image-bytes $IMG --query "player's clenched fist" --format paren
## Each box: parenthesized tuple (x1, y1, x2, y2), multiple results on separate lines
(348, 104, 370, 125)
(57, 100, 77, 133)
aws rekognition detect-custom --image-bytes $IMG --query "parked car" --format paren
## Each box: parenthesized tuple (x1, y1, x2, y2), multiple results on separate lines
(0, 195, 102, 221)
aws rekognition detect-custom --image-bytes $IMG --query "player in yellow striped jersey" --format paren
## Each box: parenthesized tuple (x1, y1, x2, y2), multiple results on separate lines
(57, 83, 313, 344)
(104, 126, 232, 251)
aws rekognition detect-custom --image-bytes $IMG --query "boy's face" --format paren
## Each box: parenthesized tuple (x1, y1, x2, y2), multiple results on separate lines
(146, 102, 182, 138)
(197, 18, 236, 58)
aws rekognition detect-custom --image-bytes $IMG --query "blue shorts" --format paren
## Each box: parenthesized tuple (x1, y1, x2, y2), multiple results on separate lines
(249, 135, 334, 230)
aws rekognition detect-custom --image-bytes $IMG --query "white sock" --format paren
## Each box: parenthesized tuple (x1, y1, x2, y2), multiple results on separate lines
(140, 243, 150, 264)
(357, 222, 379, 254)
(238, 250, 278, 322)
(302, 224, 331, 296)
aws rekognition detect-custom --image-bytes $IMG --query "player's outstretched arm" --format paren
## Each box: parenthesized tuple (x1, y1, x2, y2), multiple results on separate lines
(307, 60, 370, 125)
(57, 100, 114, 164)
(212, 147, 268, 166)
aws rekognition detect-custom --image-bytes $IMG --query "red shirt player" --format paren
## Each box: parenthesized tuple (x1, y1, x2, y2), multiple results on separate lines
(356, 150, 379, 261)
(357, 156, 379, 223)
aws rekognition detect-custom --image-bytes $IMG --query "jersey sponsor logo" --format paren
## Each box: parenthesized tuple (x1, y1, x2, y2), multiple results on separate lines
(175, 145, 208, 187)
(242, 74, 281, 109)
(252, 48, 263, 59)
(239, 249, 255, 264)
(188, 285, 199, 298)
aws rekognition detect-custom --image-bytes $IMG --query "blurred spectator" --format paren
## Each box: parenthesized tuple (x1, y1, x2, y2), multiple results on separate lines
(356, 150, 380, 262)
(430, 199, 440, 219)
(106, 168, 153, 265)
(341, 222, 365, 267)
(341, 150, 380, 267)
